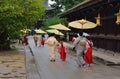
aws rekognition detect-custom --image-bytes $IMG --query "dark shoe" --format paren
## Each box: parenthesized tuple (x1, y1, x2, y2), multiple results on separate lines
(53, 60, 55, 62)
(78, 65, 82, 68)
(73, 47, 75, 51)
(82, 64, 85, 66)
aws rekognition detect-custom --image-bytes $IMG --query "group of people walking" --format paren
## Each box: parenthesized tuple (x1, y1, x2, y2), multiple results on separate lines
(33, 33, 48, 47)
(45, 33, 68, 62)
(33, 33, 68, 62)
(73, 33, 93, 67)
(33, 32, 93, 68)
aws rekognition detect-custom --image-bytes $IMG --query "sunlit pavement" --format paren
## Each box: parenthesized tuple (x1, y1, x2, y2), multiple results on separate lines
(26, 36, 120, 79)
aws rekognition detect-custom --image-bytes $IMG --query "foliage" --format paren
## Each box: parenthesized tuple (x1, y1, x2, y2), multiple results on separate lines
(61, 0, 84, 10)
(50, 0, 84, 14)
(19, 0, 45, 28)
(0, 0, 45, 50)
(42, 16, 68, 30)
(50, 0, 63, 14)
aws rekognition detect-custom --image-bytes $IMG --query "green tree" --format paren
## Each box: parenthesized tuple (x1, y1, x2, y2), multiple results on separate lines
(50, 0, 62, 13)
(50, 0, 84, 14)
(42, 16, 68, 30)
(0, 0, 45, 50)
(61, 0, 84, 10)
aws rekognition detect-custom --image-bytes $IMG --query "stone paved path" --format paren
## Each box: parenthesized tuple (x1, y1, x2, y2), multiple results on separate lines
(0, 46, 26, 79)
(26, 36, 120, 79)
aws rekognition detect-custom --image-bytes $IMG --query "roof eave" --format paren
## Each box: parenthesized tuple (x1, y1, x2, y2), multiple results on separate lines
(58, 0, 103, 17)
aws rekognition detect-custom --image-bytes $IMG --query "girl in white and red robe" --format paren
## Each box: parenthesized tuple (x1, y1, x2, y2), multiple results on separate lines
(58, 41, 68, 61)
(41, 35, 45, 47)
(84, 38, 93, 67)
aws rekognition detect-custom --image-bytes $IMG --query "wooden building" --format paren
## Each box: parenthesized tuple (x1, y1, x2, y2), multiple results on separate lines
(59, 0, 120, 53)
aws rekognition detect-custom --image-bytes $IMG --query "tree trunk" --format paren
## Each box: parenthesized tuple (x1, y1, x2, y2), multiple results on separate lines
(0, 32, 11, 50)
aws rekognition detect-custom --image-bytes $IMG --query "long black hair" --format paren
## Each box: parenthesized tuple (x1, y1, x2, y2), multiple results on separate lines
(49, 33, 55, 37)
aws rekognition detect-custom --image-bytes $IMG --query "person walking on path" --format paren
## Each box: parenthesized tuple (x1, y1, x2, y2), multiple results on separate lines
(58, 41, 68, 61)
(73, 33, 86, 67)
(41, 35, 45, 47)
(33, 33, 37, 46)
(22, 33, 28, 45)
(84, 37, 93, 67)
(36, 33, 42, 47)
(71, 37, 76, 44)
(45, 33, 58, 62)
(44, 33, 49, 42)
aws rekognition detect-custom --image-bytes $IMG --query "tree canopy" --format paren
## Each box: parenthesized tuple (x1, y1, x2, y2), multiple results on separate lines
(0, 0, 45, 50)
(50, 0, 84, 14)
(42, 16, 68, 30)
(61, 0, 84, 10)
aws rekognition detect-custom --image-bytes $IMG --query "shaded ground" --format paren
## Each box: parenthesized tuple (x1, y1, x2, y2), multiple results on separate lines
(0, 45, 26, 79)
